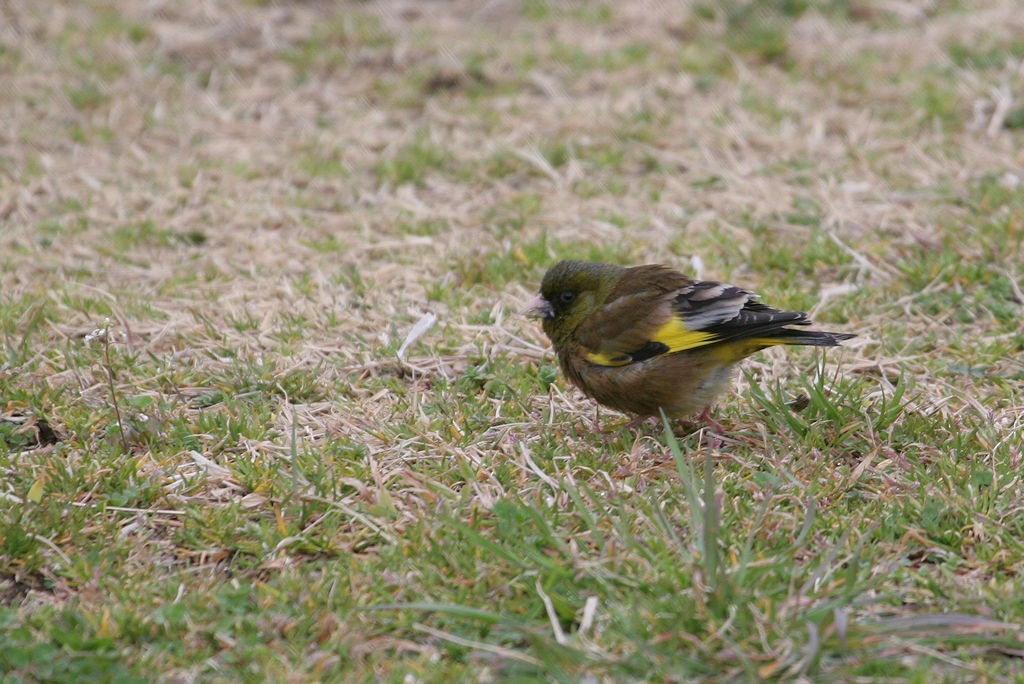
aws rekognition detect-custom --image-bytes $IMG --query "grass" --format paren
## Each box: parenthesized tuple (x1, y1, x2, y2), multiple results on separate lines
(3, 0, 1024, 680)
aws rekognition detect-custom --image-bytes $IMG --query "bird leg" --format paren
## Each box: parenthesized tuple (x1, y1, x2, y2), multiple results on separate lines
(694, 405, 724, 449)
(694, 406, 724, 434)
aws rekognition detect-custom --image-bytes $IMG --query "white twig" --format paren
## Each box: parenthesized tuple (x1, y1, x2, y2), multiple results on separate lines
(1000, 268, 1024, 305)
(578, 596, 599, 637)
(412, 623, 541, 665)
(986, 85, 1013, 138)
(829, 231, 895, 281)
(521, 442, 558, 491)
(536, 580, 568, 645)
(28, 533, 72, 567)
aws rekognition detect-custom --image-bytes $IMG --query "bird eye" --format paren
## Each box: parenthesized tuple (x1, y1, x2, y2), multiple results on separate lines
(558, 291, 576, 305)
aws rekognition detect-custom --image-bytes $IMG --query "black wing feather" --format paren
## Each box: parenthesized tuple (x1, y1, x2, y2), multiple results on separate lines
(671, 281, 845, 345)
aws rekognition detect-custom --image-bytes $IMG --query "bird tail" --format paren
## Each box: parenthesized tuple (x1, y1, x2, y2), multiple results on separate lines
(754, 329, 857, 347)
(710, 328, 855, 363)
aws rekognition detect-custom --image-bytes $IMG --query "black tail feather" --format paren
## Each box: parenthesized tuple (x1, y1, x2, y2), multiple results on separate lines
(767, 328, 856, 346)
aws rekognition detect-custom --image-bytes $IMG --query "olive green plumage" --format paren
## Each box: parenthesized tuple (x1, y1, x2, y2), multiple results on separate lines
(527, 260, 855, 421)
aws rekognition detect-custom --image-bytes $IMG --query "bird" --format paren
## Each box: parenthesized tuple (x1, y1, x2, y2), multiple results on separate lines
(526, 259, 855, 430)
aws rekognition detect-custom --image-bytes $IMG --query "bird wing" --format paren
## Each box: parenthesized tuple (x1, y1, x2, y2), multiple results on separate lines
(575, 265, 808, 367)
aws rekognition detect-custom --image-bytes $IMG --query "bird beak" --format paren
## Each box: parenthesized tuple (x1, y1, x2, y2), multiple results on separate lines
(523, 294, 555, 320)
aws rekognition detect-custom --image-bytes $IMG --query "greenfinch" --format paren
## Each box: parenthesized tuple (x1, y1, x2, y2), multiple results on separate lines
(527, 260, 855, 425)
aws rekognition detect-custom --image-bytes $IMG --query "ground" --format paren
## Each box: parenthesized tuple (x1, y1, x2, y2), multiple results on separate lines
(2, 0, 1024, 680)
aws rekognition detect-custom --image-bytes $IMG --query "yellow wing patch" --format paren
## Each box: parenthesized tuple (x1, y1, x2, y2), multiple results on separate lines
(650, 317, 717, 352)
(583, 316, 719, 367)
(584, 351, 633, 366)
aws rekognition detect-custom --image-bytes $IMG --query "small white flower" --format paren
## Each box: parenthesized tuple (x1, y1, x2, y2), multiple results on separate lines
(84, 317, 117, 345)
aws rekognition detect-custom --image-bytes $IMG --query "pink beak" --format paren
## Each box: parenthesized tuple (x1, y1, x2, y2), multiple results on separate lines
(523, 294, 555, 320)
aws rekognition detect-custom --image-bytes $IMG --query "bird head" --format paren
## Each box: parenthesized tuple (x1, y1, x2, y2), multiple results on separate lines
(526, 260, 623, 346)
